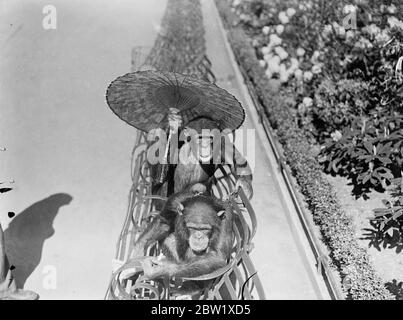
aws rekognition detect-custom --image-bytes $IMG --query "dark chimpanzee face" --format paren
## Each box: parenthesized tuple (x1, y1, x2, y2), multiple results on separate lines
(182, 198, 221, 253)
(186, 221, 212, 253)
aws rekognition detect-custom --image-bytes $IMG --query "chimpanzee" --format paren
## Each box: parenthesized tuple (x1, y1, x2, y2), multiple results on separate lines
(132, 183, 234, 279)
(148, 109, 253, 204)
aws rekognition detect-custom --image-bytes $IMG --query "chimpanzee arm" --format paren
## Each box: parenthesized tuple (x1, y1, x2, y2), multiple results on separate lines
(133, 187, 201, 257)
(132, 217, 171, 257)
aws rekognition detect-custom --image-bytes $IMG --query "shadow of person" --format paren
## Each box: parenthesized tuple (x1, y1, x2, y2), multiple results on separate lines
(4, 193, 72, 288)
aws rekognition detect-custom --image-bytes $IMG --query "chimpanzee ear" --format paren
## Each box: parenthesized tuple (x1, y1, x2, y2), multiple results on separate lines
(217, 210, 225, 218)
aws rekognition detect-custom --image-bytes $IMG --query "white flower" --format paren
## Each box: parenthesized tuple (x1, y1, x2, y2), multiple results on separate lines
(278, 11, 290, 24)
(267, 55, 281, 73)
(375, 30, 390, 44)
(345, 30, 355, 41)
(311, 50, 321, 63)
(294, 69, 303, 80)
(269, 34, 282, 46)
(265, 68, 273, 79)
(296, 47, 305, 57)
(262, 26, 271, 35)
(275, 46, 289, 60)
(338, 26, 346, 37)
(289, 58, 299, 71)
(387, 4, 397, 14)
(232, 0, 241, 7)
(303, 71, 313, 82)
(286, 8, 296, 18)
(388, 16, 403, 30)
(331, 130, 343, 142)
(312, 64, 322, 74)
(239, 14, 248, 21)
(276, 24, 285, 35)
(279, 64, 289, 83)
(302, 97, 313, 107)
(252, 39, 259, 47)
(298, 103, 307, 114)
(343, 4, 356, 15)
(263, 54, 272, 62)
(261, 46, 271, 55)
(364, 24, 381, 36)
(259, 60, 266, 68)
(322, 24, 332, 37)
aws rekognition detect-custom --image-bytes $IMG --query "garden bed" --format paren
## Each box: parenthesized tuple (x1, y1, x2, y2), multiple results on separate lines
(215, 0, 402, 299)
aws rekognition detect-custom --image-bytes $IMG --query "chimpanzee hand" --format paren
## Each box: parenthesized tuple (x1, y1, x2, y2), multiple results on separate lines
(168, 108, 182, 133)
(235, 176, 253, 200)
(189, 183, 207, 195)
(141, 257, 169, 279)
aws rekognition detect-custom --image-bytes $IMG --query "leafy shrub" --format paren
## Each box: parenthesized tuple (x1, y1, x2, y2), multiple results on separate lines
(373, 178, 403, 244)
(319, 113, 403, 196)
(216, 0, 394, 299)
(230, 0, 403, 193)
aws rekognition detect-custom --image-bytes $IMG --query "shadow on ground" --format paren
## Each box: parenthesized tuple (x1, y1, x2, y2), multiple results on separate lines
(4, 193, 73, 288)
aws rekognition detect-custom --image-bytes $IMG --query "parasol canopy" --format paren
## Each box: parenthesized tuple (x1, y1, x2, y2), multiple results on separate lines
(105, 70, 245, 133)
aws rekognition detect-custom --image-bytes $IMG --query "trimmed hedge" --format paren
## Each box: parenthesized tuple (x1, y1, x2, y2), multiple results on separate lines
(216, 0, 393, 300)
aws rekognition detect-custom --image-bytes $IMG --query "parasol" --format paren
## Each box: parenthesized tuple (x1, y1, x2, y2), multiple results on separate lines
(105, 70, 245, 133)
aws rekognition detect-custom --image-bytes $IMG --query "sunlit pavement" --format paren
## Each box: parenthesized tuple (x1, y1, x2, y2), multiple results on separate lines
(0, 0, 166, 299)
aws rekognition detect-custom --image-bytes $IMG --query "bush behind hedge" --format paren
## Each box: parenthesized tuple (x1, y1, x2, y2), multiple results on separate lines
(216, 0, 393, 300)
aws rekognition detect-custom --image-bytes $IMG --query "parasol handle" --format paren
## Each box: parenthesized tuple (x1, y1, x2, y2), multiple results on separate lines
(156, 124, 177, 185)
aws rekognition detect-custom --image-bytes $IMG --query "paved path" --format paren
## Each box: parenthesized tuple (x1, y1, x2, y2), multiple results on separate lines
(0, 0, 330, 299)
(202, 0, 330, 299)
(0, 0, 166, 299)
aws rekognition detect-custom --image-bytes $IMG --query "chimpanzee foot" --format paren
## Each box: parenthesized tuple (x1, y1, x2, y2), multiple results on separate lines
(0, 288, 39, 300)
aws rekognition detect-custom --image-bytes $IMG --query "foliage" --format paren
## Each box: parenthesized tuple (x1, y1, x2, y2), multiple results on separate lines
(216, 0, 394, 299)
(319, 113, 403, 196)
(229, 0, 403, 194)
(372, 178, 403, 248)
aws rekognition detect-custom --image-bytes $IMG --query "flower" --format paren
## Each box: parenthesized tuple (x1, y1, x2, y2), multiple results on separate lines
(263, 54, 272, 62)
(286, 8, 296, 18)
(239, 14, 249, 22)
(269, 34, 282, 46)
(387, 4, 397, 14)
(267, 55, 281, 73)
(289, 58, 299, 71)
(261, 46, 271, 55)
(296, 47, 305, 57)
(388, 16, 403, 30)
(375, 30, 391, 44)
(363, 24, 381, 36)
(303, 71, 313, 82)
(298, 103, 307, 114)
(345, 30, 355, 41)
(322, 24, 332, 37)
(279, 64, 289, 83)
(276, 24, 285, 35)
(331, 130, 343, 142)
(312, 64, 322, 74)
(232, 0, 241, 7)
(259, 60, 266, 68)
(275, 46, 289, 60)
(310, 50, 321, 63)
(343, 4, 356, 15)
(262, 26, 271, 35)
(294, 69, 303, 80)
(278, 11, 290, 24)
(252, 39, 259, 47)
(265, 68, 273, 79)
(302, 97, 313, 107)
